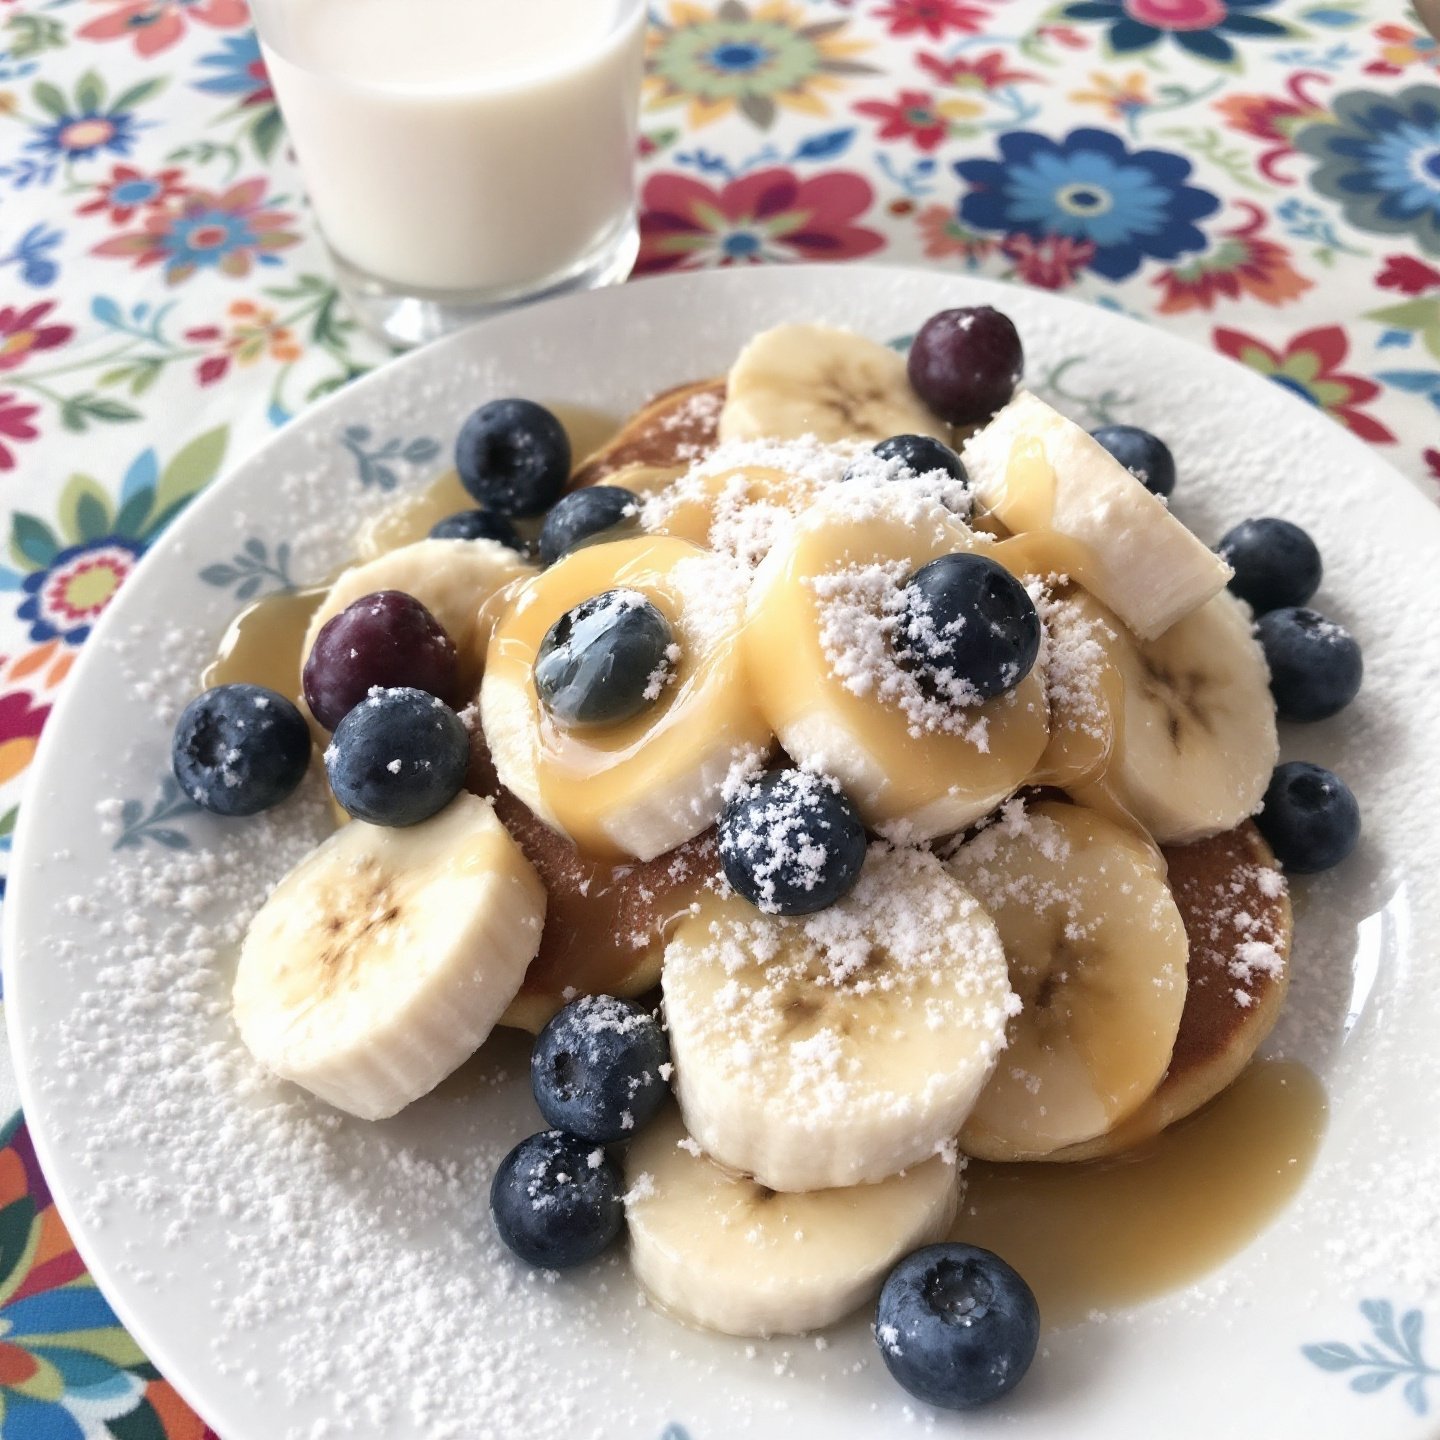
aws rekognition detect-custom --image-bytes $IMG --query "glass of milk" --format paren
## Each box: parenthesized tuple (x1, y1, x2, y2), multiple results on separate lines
(250, 0, 648, 348)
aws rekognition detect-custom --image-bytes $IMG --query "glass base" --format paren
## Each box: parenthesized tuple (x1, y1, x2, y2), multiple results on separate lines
(331, 210, 641, 351)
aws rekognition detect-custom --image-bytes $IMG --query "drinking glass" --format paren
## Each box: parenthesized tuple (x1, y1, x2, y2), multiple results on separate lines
(248, 0, 648, 348)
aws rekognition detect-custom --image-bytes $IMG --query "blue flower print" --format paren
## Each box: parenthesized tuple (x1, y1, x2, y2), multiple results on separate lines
(954, 128, 1219, 279)
(1298, 85, 1440, 255)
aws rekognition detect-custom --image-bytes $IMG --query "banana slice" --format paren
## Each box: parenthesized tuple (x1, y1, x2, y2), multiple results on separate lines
(1028, 585, 1124, 791)
(301, 537, 534, 710)
(642, 462, 825, 571)
(945, 800, 1189, 1161)
(663, 845, 1016, 1191)
(1050, 822, 1291, 1162)
(961, 393, 1230, 640)
(720, 324, 950, 446)
(353, 471, 473, 561)
(481, 534, 772, 862)
(744, 484, 1049, 841)
(233, 792, 545, 1120)
(1070, 588, 1277, 846)
(625, 1108, 959, 1337)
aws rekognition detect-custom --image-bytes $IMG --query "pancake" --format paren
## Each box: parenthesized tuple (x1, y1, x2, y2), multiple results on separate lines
(465, 732, 720, 1033)
(1049, 821, 1292, 1162)
(570, 378, 725, 487)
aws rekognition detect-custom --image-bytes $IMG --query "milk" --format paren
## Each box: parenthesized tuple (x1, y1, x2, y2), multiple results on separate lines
(256, 0, 645, 294)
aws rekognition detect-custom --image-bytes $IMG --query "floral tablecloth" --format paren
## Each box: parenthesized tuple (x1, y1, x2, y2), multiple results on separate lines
(0, 0, 1437, 1433)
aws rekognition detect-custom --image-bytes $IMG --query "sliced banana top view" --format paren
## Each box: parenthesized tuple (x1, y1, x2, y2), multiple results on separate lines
(481, 533, 774, 862)
(744, 483, 1051, 842)
(663, 844, 1017, 1193)
(947, 800, 1190, 1162)
(719, 324, 952, 447)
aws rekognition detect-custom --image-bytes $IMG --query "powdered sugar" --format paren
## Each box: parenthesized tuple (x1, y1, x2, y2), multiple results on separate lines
(808, 560, 992, 745)
(664, 845, 1017, 1138)
(640, 437, 970, 575)
(668, 552, 749, 654)
(1037, 589, 1115, 747)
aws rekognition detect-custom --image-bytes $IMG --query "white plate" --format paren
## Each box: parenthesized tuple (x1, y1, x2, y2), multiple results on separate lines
(7, 265, 1440, 1440)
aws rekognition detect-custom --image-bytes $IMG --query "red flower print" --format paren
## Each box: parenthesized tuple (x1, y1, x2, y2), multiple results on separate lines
(77, 0, 249, 58)
(1425, 447, 1440, 482)
(916, 204, 999, 263)
(1154, 203, 1311, 313)
(76, 163, 187, 225)
(917, 50, 1037, 90)
(1214, 72, 1329, 184)
(0, 690, 51, 784)
(1002, 233, 1096, 289)
(854, 89, 979, 151)
(637, 168, 883, 274)
(1376, 254, 1440, 295)
(184, 298, 303, 386)
(1036, 23, 1089, 47)
(1213, 325, 1396, 443)
(0, 393, 39, 471)
(873, 0, 989, 39)
(1364, 22, 1440, 75)
(0, 303, 72, 372)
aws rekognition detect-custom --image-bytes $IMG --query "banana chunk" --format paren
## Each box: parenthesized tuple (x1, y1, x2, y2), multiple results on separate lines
(301, 537, 534, 709)
(625, 1108, 958, 1337)
(642, 462, 826, 571)
(1050, 821, 1291, 1162)
(720, 324, 950, 445)
(1072, 588, 1278, 845)
(961, 392, 1230, 640)
(481, 534, 773, 862)
(233, 792, 545, 1120)
(745, 484, 1049, 841)
(946, 800, 1189, 1161)
(663, 846, 1016, 1192)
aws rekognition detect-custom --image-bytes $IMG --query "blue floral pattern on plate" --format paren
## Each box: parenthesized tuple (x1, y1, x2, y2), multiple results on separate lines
(1303, 1300, 1440, 1415)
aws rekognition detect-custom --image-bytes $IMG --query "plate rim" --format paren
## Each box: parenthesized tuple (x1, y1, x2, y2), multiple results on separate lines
(6, 260, 1440, 1438)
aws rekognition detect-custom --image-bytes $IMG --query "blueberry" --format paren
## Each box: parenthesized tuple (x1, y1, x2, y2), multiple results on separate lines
(719, 769, 868, 915)
(490, 1130, 624, 1269)
(1256, 761, 1360, 874)
(1257, 607, 1362, 721)
(325, 687, 468, 826)
(907, 307, 1023, 426)
(428, 507, 526, 552)
(895, 553, 1040, 703)
(538, 486, 638, 565)
(872, 434, 969, 485)
(303, 590, 460, 732)
(535, 589, 675, 729)
(531, 995, 671, 1143)
(875, 1243, 1040, 1411)
(171, 683, 311, 817)
(1089, 424, 1176, 498)
(455, 399, 570, 517)
(1216, 517, 1322, 614)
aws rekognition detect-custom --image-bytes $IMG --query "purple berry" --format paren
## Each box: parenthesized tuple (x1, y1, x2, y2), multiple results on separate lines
(908, 307, 1024, 426)
(303, 590, 460, 732)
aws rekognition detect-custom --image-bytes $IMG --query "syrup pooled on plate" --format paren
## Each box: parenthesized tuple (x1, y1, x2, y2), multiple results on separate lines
(201, 585, 327, 705)
(952, 1059, 1327, 1325)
